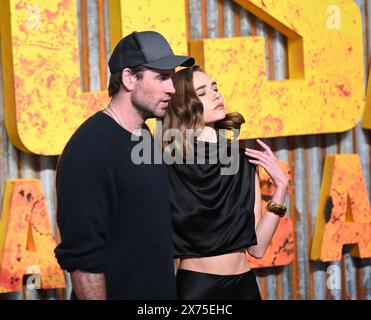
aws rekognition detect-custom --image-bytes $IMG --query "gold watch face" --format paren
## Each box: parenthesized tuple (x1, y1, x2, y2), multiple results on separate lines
(268, 201, 287, 217)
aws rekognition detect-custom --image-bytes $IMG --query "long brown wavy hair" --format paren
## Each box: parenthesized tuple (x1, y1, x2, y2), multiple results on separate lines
(161, 65, 245, 155)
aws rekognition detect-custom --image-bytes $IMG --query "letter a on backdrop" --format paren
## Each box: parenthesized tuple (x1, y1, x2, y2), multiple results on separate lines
(0, 180, 65, 293)
(311, 155, 371, 262)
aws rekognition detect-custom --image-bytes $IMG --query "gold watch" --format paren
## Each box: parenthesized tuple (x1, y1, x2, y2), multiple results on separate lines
(266, 200, 287, 217)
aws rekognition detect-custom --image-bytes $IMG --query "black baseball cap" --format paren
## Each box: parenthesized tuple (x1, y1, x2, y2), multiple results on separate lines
(108, 31, 195, 73)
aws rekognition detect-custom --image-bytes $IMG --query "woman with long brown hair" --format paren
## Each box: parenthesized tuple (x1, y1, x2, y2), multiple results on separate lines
(162, 65, 289, 300)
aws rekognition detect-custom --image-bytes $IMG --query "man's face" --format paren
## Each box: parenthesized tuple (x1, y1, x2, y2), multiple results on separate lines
(131, 68, 175, 119)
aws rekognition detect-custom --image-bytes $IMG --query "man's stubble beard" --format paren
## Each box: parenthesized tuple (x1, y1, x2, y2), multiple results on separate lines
(131, 84, 165, 120)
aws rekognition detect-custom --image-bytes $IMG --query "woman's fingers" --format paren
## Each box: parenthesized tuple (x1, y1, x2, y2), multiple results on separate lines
(245, 140, 278, 172)
(249, 159, 272, 169)
(256, 139, 277, 160)
(245, 148, 271, 163)
(246, 141, 289, 188)
(247, 159, 271, 171)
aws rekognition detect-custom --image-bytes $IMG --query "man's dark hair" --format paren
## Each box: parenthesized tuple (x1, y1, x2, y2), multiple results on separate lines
(108, 65, 148, 97)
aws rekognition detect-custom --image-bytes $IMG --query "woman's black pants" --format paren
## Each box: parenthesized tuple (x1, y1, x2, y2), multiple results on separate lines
(176, 269, 262, 300)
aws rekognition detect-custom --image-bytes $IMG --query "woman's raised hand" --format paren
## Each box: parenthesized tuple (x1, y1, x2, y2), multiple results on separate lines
(245, 139, 289, 189)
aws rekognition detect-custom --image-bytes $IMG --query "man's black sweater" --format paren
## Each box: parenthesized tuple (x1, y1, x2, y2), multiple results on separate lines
(54, 111, 176, 299)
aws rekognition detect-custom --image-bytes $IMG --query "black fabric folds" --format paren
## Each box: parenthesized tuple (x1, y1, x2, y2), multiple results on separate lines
(166, 140, 258, 258)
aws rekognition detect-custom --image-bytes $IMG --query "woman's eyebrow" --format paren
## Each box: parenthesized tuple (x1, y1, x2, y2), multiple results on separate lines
(195, 84, 206, 91)
(196, 81, 217, 91)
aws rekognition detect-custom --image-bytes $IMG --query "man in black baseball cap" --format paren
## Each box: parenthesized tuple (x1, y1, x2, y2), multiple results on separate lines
(106, 31, 195, 120)
(108, 31, 194, 72)
(55, 31, 194, 300)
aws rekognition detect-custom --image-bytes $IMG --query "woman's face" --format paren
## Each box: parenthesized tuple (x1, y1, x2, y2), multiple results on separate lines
(192, 71, 225, 124)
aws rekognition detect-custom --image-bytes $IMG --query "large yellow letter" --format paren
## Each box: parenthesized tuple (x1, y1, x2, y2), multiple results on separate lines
(1, 1, 364, 153)
(311, 155, 371, 262)
(191, 0, 364, 139)
(0, 0, 108, 155)
(362, 67, 371, 129)
(0, 0, 188, 155)
(0, 179, 65, 293)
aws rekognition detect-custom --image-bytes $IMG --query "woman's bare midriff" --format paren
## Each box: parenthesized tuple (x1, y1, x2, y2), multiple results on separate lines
(178, 249, 251, 275)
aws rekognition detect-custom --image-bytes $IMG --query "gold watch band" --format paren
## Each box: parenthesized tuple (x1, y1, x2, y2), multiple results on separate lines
(266, 200, 287, 217)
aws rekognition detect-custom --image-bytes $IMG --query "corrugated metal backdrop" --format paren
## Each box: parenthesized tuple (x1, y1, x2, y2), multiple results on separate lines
(0, 0, 370, 300)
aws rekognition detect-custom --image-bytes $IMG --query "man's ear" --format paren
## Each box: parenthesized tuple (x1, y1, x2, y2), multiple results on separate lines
(121, 68, 137, 91)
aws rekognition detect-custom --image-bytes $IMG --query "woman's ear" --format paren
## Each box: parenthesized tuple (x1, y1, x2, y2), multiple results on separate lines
(121, 68, 136, 91)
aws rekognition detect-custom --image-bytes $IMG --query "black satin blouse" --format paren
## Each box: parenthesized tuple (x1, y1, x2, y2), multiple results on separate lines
(166, 140, 258, 258)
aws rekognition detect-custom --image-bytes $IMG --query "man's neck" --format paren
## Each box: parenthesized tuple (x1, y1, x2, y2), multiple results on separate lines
(108, 98, 145, 134)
